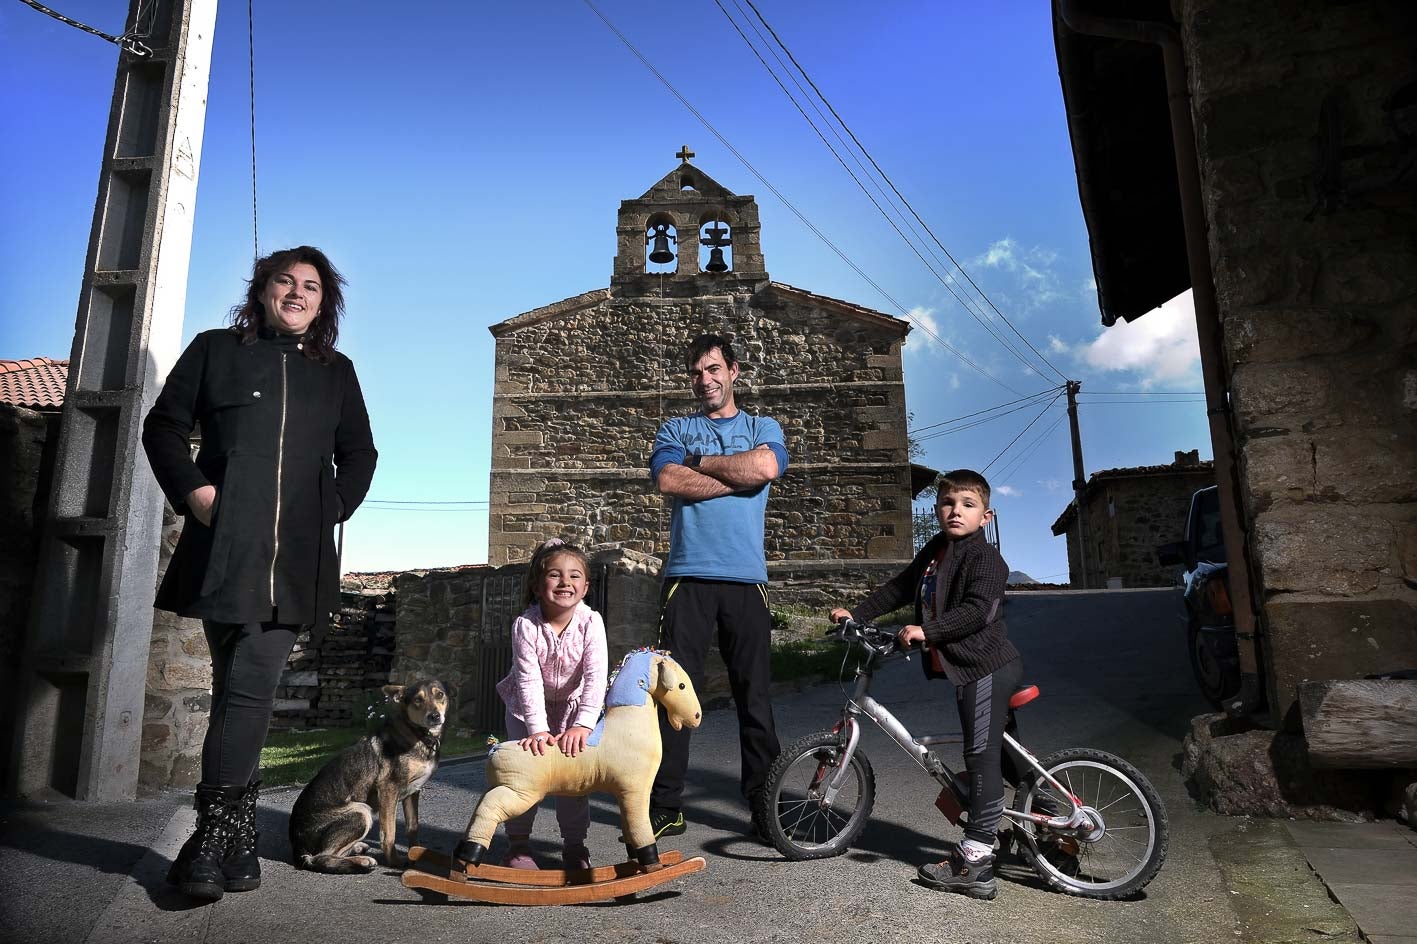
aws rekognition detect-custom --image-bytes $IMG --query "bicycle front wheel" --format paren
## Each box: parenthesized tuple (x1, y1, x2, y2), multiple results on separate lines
(1011, 747, 1168, 899)
(757, 730, 875, 860)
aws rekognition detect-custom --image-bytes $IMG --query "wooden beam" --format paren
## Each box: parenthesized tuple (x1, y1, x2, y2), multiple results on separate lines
(1298, 679, 1417, 769)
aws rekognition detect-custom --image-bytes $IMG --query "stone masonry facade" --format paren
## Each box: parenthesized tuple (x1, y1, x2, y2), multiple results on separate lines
(1054, 451, 1217, 588)
(1179, 0, 1417, 723)
(488, 161, 917, 591)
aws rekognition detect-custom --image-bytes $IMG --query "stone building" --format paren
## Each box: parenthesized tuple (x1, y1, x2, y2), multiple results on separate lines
(487, 154, 919, 607)
(0, 358, 67, 788)
(1053, 0, 1417, 739)
(1051, 449, 1215, 588)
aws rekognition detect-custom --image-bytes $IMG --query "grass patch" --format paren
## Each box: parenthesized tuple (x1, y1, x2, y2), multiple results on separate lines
(260, 727, 490, 788)
(771, 638, 854, 683)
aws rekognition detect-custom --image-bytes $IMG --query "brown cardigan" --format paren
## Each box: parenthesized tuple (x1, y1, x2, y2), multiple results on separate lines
(849, 529, 1020, 685)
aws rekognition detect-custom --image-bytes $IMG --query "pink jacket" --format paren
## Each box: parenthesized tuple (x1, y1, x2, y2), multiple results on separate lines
(495, 602, 608, 735)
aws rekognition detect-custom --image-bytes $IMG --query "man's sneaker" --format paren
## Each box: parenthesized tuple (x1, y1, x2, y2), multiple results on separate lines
(649, 807, 686, 838)
(619, 807, 685, 843)
(918, 847, 997, 900)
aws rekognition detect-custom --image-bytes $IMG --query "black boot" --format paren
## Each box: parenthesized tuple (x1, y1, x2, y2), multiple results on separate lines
(167, 783, 240, 901)
(222, 780, 262, 892)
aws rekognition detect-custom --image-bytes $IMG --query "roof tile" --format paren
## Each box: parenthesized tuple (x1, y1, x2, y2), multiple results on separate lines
(0, 357, 69, 410)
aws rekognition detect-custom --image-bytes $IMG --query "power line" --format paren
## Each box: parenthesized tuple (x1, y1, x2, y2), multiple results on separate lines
(913, 390, 1062, 445)
(17, 0, 154, 56)
(714, 0, 1051, 383)
(995, 410, 1067, 487)
(909, 387, 1060, 436)
(981, 390, 1065, 473)
(1077, 398, 1206, 405)
(580, 0, 1022, 396)
(364, 499, 489, 505)
(247, 0, 259, 259)
(1084, 390, 1206, 396)
(738, 0, 1070, 386)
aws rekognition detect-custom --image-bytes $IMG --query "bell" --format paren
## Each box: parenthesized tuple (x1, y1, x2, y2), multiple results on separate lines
(705, 246, 728, 273)
(648, 233, 675, 264)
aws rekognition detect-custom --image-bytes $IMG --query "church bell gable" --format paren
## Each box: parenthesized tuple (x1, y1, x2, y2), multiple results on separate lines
(612, 146, 767, 294)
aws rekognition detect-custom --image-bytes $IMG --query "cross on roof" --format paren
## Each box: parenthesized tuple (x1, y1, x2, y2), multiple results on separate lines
(676, 145, 694, 163)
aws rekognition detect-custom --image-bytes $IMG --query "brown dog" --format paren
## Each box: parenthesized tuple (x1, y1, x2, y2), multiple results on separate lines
(289, 679, 449, 873)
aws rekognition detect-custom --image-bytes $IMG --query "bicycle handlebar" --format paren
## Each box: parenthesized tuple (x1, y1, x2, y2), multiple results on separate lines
(830, 617, 904, 656)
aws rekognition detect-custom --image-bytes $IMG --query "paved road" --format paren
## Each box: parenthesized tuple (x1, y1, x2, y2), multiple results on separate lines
(3, 589, 1252, 944)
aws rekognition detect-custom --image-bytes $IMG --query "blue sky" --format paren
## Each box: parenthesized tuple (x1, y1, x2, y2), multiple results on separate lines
(2, 1, 1209, 584)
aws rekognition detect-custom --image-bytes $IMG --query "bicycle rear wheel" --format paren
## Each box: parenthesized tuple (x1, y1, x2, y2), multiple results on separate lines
(757, 730, 875, 860)
(1011, 747, 1168, 899)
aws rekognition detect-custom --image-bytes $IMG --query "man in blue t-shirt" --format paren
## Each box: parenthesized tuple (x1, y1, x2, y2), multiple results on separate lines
(644, 333, 788, 841)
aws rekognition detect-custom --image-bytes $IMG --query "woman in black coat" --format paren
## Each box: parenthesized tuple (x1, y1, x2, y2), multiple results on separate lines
(143, 245, 377, 900)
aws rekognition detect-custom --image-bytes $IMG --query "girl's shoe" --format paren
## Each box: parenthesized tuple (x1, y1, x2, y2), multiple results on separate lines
(561, 842, 591, 871)
(918, 847, 997, 900)
(502, 837, 538, 870)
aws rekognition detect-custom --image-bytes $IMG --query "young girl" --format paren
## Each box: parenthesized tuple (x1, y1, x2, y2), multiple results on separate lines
(494, 538, 608, 871)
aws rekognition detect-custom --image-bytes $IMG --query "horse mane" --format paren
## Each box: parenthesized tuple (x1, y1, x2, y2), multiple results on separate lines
(606, 647, 671, 708)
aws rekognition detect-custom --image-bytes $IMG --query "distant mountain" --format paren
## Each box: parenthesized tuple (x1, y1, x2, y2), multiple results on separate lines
(1007, 570, 1039, 585)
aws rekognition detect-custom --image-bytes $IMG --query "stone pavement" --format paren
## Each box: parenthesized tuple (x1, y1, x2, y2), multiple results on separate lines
(1287, 820, 1417, 944)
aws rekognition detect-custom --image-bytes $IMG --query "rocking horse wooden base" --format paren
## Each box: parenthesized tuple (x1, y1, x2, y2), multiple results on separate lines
(401, 846, 706, 905)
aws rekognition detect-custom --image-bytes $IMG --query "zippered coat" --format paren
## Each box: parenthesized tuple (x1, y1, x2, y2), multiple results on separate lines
(848, 529, 1018, 686)
(142, 326, 377, 641)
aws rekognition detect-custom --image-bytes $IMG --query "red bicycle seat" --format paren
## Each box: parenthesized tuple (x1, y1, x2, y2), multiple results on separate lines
(1009, 685, 1040, 709)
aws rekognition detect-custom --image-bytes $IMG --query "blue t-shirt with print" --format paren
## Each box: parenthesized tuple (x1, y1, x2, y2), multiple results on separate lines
(649, 411, 789, 583)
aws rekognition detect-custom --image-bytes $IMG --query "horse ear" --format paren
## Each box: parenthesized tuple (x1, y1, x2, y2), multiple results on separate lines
(656, 658, 679, 692)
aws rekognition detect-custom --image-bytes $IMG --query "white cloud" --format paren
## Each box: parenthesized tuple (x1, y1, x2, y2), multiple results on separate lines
(1038, 478, 1064, 493)
(904, 306, 942, 356)
(1047, 335, 1069, 354)
(1080, 275, 1097, 298)
(971, 237, 1065, 311)
(1072, 290, 1201, 388)
(948, 373, 961, 390)
(995, 484, 1021, 497)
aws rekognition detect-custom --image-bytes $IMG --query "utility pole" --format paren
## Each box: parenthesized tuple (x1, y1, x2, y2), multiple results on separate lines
(1065, 380, 1090, 589)
(9, 0, 216, 800)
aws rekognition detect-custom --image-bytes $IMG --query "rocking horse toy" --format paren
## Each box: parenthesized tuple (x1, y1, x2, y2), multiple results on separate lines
(402, 649, 708, 904)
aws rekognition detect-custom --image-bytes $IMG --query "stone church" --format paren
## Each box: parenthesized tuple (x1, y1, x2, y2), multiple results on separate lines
(486, 152, 925, 605)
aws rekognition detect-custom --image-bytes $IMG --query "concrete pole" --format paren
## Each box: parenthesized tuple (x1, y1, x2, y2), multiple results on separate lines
(10, 0, 216, 800)
(1065, 380, 1090, 589)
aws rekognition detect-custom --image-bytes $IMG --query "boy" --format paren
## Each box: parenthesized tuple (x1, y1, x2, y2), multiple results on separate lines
(829, 469, 1021, 900)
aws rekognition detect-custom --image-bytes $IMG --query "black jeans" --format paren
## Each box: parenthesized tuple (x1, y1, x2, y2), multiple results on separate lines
(955, 657, 1024, 846)
(201, 620, 300, 786)
(650, 578, 781, 812)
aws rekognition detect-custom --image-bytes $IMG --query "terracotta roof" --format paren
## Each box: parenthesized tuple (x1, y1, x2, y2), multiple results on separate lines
(0, 357, 68, 410)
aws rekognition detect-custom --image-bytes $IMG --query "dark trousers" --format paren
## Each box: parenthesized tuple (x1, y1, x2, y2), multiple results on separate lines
(650, 578, 781, 812)
(201, 620, 300, 786)
(955, 657, 1023, 846)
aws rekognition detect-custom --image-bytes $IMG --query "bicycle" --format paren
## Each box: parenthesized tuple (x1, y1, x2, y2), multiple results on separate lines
(754, 619, 1169, 899)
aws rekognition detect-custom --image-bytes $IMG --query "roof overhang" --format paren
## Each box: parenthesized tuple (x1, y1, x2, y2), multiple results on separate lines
(910, 463, 941, 500)
(1053, 0, 1190, 325)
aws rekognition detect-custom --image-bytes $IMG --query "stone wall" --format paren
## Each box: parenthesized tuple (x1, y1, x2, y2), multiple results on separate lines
(385, 546, 883, 735)
(0, 404, 57, 787)
(140, 509, 210, 792)
(1055, 454, 1215, 588)
(1180, 0, 1417, 723)
(390, 550, 665, 732)
(488, 287, 913, 567)
(270, 585, 397, 731)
